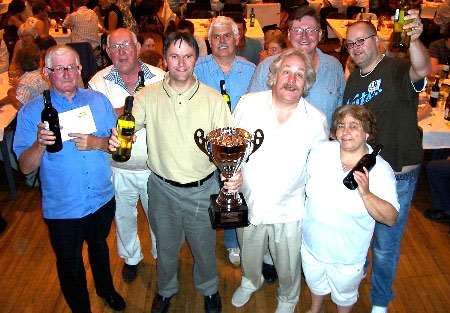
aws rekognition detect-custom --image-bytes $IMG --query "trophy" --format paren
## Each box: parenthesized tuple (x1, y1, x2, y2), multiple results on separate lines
(194, 127, 264, 229)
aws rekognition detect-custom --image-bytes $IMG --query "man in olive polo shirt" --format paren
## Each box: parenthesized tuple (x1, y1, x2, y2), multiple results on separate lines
(110, 31, 241, 313)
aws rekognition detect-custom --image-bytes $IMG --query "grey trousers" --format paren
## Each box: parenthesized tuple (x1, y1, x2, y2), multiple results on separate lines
(147, 173, 219, 298)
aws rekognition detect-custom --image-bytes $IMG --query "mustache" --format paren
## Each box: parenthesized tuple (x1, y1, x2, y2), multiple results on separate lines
(282, 83, 298, 91)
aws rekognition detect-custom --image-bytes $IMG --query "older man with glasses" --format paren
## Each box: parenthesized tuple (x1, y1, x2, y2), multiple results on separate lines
(343, 14, 431, 313)
(89, 28, 165, 283)
(13, 45, 125, 313)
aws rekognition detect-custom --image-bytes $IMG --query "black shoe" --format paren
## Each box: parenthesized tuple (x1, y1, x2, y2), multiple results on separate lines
(424, 209, 450, 223)
(121, 263, 138, 282)
(99, 291, 126, 311)
(204, 292, 221, 313)
(262, 262, 278, 283)
(151, 294, 172, 313)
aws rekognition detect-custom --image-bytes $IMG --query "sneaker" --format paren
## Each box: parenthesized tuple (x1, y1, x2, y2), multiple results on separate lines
(274, 301, 296, 313)
(121, 263, 138, 283)
(231, 286, 253, 307)
(227, 247, 240, 266)
(204, 292, 221, 313)
(371, 305, 387, 313)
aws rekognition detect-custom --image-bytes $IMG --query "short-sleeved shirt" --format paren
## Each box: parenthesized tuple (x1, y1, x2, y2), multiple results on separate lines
(237, 36, 262, 65)
(133, 74, 233, 183)
(194, 55, 256, 112)
(16, 70, 49, 105)
(13, 88, 116, 219)
(63, 6, 100, 49)
(343, 56, 423, 172)
(248, 48, 345, 128)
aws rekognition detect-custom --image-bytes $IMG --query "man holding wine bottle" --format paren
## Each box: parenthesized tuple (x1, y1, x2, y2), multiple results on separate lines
(89, 27, 165, 283)
(194, 15, 256, 267)
(13, 45, 126, 313)
(343, 10, 431, 313)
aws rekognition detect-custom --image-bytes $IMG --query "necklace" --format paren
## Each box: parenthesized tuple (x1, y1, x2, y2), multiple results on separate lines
(360, 54, 385, 78)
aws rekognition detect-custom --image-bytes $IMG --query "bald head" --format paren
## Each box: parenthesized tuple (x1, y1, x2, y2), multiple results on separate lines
(107, 28, 138, 47)
(346, 21, 377, 40)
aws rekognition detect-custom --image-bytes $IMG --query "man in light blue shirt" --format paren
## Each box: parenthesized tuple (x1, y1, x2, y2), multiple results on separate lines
(249, 6, 345, 128)
(13, 45, 125, 313)
(194, 16, 256, 266)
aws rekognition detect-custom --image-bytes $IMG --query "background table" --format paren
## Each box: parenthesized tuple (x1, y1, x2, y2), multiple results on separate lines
(188, 18, 264, 45)
(419, 108, 450, 149)
(0, 71, 17, 198)
(49, 28, 72, 45)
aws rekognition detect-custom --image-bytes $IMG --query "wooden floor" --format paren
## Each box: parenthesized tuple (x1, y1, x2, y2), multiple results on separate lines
(0, 166, 449, 313)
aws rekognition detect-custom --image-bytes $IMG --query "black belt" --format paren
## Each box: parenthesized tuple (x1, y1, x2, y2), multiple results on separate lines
(153, 172, 214, 188)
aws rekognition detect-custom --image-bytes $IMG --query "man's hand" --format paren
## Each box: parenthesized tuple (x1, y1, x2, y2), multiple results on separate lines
(69, 133, 95, 150)
(108, 127, 120, 152)
(37, 122, 56, 150)
(404, 9, 423, 42)
(221, 170, 243, 193)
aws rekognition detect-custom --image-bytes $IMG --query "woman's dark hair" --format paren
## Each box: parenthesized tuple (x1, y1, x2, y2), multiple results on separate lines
(34, 36, 57, 52)
(330, 105, 377, 144)
(163, 31, 199, 60)
(8, 0, 26, 15)
(177, 19, 195, 35)
(17, 43, 41, 71)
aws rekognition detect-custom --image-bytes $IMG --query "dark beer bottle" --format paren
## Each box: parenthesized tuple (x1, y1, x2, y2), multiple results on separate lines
(343, 145, 382, 190)
(444, 96, 450, 121)
(430, 77, 440, 108)
(112, 96, 135, 162)
(41, 90, 63, 153)
(220, 80, 232, 112)
(135, 70, 145, 92)
(392, 0, 410, 51)
(249, 8, 255, 27)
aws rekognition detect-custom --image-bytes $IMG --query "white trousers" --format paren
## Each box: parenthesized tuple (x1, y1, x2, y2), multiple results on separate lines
(237, 221, 302, 306)
(112, 167, 157, 265)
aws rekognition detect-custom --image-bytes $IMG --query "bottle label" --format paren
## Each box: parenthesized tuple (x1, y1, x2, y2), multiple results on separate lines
(394, 9, 400, 21)
(430, 91, 439, 98)
(43, 121, 50, 131)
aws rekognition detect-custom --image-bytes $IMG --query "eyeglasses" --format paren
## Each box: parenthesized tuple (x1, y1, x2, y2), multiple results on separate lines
(345, 34, 375, 50)
(289, 27, 320, 36)
(46, 64, 80, 75)
(108, 42, 134, 52)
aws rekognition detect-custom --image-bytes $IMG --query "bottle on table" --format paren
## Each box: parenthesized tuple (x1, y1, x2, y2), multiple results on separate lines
(135, 70, 145, 92)
(112, 96, 135, 162)
(41, 90, 63, 153)
(444, 95, 450, 121)
(442, 57, 449, 80)
(392, 0, 410, 51)
(343, 145, 382, 190)
(249, 8, 255, 27)
(219, 80, 231, 112)
(430, 77, 440, 108)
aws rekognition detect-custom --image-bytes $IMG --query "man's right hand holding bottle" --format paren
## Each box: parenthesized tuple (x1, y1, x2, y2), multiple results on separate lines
(36, 122, 57, 150)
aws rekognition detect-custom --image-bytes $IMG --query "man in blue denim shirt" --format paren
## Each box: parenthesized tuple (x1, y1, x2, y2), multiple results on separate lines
(248, 6, 345, 129)
(13, 45, 125, 313)
(194, 16, 256, 267)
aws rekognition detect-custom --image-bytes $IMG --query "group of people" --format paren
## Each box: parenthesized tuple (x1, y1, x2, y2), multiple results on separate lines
(6, 2, 439, 313)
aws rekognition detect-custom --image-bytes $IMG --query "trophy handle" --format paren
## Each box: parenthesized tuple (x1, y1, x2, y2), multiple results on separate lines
(251, 129, 264, 155)
(194, 128, 212, 162)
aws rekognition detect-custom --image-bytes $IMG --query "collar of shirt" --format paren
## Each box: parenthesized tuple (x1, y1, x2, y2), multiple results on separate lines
(50, 87, 82, 110)
(161, 72, 200, 101)
(103, 62, 156, 93)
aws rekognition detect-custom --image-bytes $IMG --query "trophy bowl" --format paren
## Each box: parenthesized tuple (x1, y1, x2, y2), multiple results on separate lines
(194, 127, 264, 229)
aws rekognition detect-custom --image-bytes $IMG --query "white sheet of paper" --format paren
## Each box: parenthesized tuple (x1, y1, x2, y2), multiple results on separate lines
(59, 105, 97, 142)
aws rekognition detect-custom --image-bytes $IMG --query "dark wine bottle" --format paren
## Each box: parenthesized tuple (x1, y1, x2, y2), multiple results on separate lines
(112, 96, 135, 162)
(343, 144, 383, 190)
(430, 77, 440, 108)
(249, 8, 256, 27)
(135, 70, 145, 92)
(41, 90, 63, 153)
(442, 57, 449, 79)
(219, 80, 231, 112)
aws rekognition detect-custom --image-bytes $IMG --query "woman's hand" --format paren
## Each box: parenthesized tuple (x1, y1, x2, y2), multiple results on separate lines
(354, 167, 370, 197)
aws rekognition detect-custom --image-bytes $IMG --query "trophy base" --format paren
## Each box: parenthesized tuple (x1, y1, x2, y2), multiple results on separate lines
(208, 193, 249, 229)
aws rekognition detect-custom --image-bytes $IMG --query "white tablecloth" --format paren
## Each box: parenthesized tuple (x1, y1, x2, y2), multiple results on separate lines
(419, 108, 450, 149)
(49, 28, 72, 45)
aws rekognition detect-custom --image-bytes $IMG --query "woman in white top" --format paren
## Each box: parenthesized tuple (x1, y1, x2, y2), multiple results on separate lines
(302, 104, 400, 313)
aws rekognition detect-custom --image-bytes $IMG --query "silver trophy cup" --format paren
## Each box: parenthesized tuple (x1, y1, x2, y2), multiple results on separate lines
(194, 127, 264, 229)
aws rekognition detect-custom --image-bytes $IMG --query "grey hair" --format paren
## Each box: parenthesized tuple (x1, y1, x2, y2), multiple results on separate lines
(44, 44, 80, 68)
(207, 16, 240, 42)
(107, 28, 138, 47)
(267, 48, 316, 97)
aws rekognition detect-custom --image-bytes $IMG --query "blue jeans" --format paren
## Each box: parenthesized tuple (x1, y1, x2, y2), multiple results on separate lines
(371, 166, 421, 307)
(224, 228, 239, 249)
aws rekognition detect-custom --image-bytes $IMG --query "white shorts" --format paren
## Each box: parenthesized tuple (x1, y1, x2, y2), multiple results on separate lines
(301, 245, 365, 307)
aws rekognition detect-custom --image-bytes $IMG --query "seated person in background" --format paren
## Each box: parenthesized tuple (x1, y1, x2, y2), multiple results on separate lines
(177, 19, 208, 56)
(424, 157, 450, 223)
(233, 16, 263, 64)
(302, 105, 399, 313)
(138, 31, 164, 55)
(259, 32, 287, 62)
(63, 0, 101, 49)
(429, 25, 449, 76)
(139, 49, 165, 70)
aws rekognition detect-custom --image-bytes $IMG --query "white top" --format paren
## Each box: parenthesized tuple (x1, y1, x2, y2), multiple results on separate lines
(303, 141, 400, 265)
(233, 90, 328, 225)
(88, 64, 165, 171)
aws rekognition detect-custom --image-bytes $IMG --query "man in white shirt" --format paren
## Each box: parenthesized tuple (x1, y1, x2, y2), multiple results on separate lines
(63, 0, 100, 49)
(231, 48, 328, 313)
(88, 28, 165, 283)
